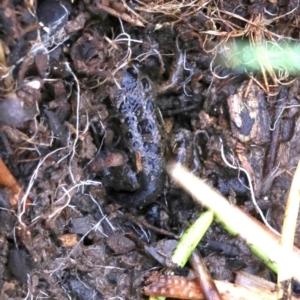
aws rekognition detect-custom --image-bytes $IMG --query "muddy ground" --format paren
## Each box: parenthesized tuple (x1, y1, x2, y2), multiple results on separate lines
(1, 0, 300, 299)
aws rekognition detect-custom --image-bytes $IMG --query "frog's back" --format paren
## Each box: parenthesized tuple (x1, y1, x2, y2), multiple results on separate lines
(108, 66, 165, 207)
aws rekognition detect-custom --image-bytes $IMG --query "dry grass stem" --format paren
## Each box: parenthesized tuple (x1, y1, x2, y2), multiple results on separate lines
(277, 160, 300, 297)
(96, 3, 145, 27)
(0, 40, 14, 93)
(235, 271, 276, 293)
(136, 0, 210, 21)
(199, 3, 300, 94)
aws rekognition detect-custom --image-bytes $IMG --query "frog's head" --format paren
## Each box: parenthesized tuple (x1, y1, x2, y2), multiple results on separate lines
(122, 66, 139, 92)
(122, 65, 152, 92)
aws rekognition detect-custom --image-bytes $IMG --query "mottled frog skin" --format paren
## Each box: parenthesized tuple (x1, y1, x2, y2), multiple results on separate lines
(107, 66, 165, 207)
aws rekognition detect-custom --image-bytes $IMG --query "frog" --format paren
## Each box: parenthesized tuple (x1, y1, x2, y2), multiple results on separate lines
(91, 49, 199, 208)
(102, 66, 166, 208)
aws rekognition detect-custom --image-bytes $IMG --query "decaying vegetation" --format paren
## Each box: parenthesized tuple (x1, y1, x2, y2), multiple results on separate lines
(1, 0, 300, 299)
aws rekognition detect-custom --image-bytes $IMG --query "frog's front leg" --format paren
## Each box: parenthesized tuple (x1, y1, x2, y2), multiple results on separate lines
(170, 129, 201, 175)
(89, 149, 140, 192)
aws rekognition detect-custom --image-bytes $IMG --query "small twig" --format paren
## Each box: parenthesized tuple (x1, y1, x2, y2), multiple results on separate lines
(189, 249, 222, 300)
(96, 3, 145, 27)
(125, 213, 177, 238)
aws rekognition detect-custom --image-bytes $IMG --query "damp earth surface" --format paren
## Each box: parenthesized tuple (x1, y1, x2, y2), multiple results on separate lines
(1, 0, 300, 299)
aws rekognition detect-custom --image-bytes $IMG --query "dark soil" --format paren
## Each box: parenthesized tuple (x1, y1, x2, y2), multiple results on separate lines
(1, 0, 300, 299)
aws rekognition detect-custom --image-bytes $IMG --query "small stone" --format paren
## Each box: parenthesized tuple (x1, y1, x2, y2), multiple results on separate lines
(37, 0, 70, 37)
(8, 249, 28, 284)
(106, 234, 135, 255)
(70, 216, 92, 235)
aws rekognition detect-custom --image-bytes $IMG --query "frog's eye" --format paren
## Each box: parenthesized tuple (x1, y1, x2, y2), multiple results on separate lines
(125, 131, 133, 141)
(141, 77, 150, 90)
(126, 67, 138, 80)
